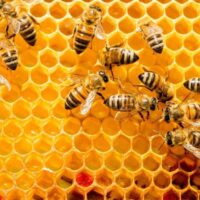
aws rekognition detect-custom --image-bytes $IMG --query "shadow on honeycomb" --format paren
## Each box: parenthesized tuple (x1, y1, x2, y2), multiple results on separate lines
(0, 0, 199, 199)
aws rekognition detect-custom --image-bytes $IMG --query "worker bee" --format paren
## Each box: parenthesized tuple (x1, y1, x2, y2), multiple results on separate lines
(104, 93, 158, 120)
(72, 5, 105, 54)
(0, 37, 18, 70)
(138, 68, 174, 103)
(183, 78, 200, 93)
(65, 71, 109, 115)
(164, 101, 200, 127)
(0, 0, 38, 46)
(99, 43, 139, 79)
(165, 129, 200, 159)
(137, 18, 163, 54)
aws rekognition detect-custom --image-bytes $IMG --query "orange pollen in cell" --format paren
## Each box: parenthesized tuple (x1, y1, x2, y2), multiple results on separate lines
(76, 172, 94, 187)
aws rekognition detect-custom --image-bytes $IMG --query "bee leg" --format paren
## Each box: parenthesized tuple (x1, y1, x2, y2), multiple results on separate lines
(138, 111, 145, 121)
(5, 25, 15, 39)
(178, 121, 185, 128)
(110, 65, 115, 80)
(147, 111, 150, 120)
(97, 92, 105, 100)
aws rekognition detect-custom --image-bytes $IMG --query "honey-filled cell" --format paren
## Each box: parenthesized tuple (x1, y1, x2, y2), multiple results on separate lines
(1, 0, 200, 199)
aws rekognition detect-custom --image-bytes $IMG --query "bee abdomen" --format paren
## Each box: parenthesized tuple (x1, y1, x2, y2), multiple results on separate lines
(65, 86, 87, 110)
(147, 34, 163, 54)
(104, 94, 135, 111)
(187, 103, 200, 120)
(120, 49, 139, 65)
(138, 72, 158, 90)
(74, 37, 90, 54)
(190, 131, 200, 147)
(184, 78, 200, 93)
(19, 16, 36, 46)
(1, 50, 18, 70)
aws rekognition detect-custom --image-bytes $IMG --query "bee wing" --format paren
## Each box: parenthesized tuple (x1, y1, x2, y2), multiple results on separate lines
(62, 74, 86, 87)
(10, 18, 21, 34)
(0, 39, 14, 57)
(80, 90, 97, 115)
(0, 75, 11, 91)
(183, 143, 200, 159)
(95, 23, 105, 40)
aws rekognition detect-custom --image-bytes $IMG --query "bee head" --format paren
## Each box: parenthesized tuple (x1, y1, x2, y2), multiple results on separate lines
(98, 71, 109, 83)
(83, 5, 102, 24)
(150, 97, 158, 111)
(164, 106, 171, 123)
(2, 3, 14, 15)
(166, 131, 173, 146)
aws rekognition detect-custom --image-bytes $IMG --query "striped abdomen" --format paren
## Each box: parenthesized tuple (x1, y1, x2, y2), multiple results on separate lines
(184, 78, 200, 93)
(1, 49, 18, 70)
(104, 94, 135, 111)
(65, 85, 89, 110)
(189, 131, 200, 148)
(74, 24, 94, 54)
(186, 103, 200, 120)
(146, 34, 163, 54)
(19, 15, 36, 46)
(138, 72, 160, 91)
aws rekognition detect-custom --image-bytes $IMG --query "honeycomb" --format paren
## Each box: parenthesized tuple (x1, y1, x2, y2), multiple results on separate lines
(0, 0, 200, 199)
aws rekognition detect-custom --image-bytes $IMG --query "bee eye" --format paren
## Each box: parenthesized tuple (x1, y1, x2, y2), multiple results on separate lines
(103, 76, 109, 83)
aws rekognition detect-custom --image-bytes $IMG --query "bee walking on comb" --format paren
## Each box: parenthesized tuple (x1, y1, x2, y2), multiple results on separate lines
(71, 5, 105, 54)
(104, 93, 158, 121)
(65, 71, 109, 115)
(136, 67, 174, 103)
(99, 42, 139, 79)
(137, 18, 163, 54)
(158, 128, 200, 159)
(0, 0, 39, 46)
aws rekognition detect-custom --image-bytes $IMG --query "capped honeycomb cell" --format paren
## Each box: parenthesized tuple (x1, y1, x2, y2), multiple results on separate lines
(128, 2, 145, 18)
(30, 3, 47, 17)
(108, 2, 125, 18)
(113, 134, 131, 154)
(69, 2, 84, 18)
(132, 135, 150, 155)
(124, 153, 142, 171)
(85, 151, 103, 170)
(165, 2, 182, 19)
(40, 17, 57, 34)
(105, 152, 122, 171)
(16, 172, 34, 190)
(147, 2, 164, 19)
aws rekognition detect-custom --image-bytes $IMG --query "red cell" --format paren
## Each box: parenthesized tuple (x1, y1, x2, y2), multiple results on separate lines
(76, 172, 94, 187)
(163, 190, 179, 200)
(0, 196, 3, 200)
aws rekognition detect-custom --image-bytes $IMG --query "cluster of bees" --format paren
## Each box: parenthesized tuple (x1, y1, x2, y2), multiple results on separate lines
(66, 5, 200, 159)
(0, 2, 198, 159)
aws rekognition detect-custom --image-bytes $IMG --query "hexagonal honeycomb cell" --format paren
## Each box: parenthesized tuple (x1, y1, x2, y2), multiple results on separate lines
(0, 0, 200, 199)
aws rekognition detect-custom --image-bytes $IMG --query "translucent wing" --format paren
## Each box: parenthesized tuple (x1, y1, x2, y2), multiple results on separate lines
(95, 23, 105, 40)
(80, 90, 97, 115)
(183, 143, 200, 159)
(10, 18, 21, 34)
(0, 39, 14, 57)
(63, 74, 85, 87)
(0, 75, 11, 91)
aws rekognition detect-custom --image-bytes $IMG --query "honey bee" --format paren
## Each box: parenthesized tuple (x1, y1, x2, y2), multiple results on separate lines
(0, 37, 18, 70)
(165, 129, 200, 159)
(99, 43, 139, 79)
(65, 71, 109, 115)
(72, 5, 105, 54)
(104, 93, 158, 120)
(164, 101, 200, 128)
(138, 68, 174, 103)
(183, 78, 200, 93)
(0, 0, 38, 46)
(137, 18, 163, 54)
